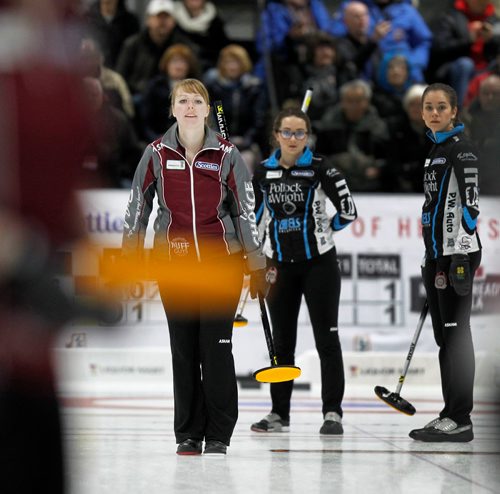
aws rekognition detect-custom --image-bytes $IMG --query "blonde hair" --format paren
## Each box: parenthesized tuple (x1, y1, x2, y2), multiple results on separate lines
(217, 44, 253, 76)
(170, 78, 210, 115)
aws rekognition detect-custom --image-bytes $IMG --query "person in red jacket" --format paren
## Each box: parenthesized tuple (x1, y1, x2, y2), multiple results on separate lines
(0, 1, 97, 492)
(427, 0, 500, 107)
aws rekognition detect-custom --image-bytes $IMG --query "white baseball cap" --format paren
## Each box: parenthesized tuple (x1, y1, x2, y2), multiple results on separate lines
(147, 0, 175, 16)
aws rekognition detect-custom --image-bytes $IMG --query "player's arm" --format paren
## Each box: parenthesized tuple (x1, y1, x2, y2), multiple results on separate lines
(320, 159, 358, 231)
(452, 140, 480, 236)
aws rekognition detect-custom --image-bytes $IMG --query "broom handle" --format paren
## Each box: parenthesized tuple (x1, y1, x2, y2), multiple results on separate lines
(214, 100, 229, 140)
(301, 88, 313, 113)
(395, 299, 429, 395)
(236, 284, 250, 316)
(258, 293, 278, 366)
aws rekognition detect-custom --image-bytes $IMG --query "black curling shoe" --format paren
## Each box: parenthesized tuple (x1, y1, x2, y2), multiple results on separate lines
(176, 439, 202, 455)
(410, 418, 473, 442)
(204, 440, 227, 455)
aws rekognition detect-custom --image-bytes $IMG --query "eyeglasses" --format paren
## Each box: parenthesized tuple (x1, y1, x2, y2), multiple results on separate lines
(277, 129, 308, 140)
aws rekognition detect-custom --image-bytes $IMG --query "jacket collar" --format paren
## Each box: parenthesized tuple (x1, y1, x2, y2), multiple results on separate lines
(265, 147, 313, 168)
(426, 123, 464, 144)
(161, 122, 221, 150)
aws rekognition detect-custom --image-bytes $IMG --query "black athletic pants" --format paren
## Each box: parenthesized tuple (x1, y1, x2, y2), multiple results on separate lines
(159, 254, 243, 446)
(266, 248, 344, 421)
(421, 250, 481, 426)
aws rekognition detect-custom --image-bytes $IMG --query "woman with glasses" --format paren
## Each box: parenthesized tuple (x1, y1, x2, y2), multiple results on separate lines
(250, 107, 358, 435)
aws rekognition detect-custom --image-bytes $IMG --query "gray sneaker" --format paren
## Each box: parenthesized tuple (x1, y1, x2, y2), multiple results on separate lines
(320, 412, 343, 435)
(251, 412, 290, 432)
(409, 417, 442, 439)
(411, 418, 473, 443)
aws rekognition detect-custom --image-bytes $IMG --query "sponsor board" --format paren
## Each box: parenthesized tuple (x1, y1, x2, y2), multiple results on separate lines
(59, 192, 500, 375)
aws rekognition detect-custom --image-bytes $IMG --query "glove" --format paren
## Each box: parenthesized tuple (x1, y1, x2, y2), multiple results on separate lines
(449, 254, 471, 296)
(249, 268, 270, 299)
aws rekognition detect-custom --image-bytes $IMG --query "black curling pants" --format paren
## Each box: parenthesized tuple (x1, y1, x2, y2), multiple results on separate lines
(266, 248, 344, 421)
(421, 250, 481, 425)
(159, 254, 243, 446)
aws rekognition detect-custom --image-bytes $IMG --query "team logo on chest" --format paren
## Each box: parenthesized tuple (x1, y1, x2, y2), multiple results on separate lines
(195, 161, 220, 171)
(170, 237, 190, 256)
(291, 169, 314, 177)
(267, 182, 304, 206)
(431, 157, 446, 165)
(266, 170, 283, 179)
(166, 159, 185, 170)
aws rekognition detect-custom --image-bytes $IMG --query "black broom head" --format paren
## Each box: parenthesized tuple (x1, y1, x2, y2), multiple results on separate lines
(374, 386, 416, 415)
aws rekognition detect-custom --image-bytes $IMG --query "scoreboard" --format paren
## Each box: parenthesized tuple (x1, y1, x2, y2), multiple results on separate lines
(338, 253, 404, 327)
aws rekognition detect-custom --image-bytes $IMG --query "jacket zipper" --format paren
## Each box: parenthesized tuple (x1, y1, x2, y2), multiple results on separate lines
(164, 144, 220, 262)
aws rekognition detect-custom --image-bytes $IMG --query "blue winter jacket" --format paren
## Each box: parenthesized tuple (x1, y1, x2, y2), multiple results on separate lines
(335, 0, 432, 81)
(254, 0, 343, 80)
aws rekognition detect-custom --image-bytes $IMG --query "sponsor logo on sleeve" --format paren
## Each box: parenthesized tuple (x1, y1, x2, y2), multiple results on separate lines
(243, 181, 259, 245)
(466, 186, 479, 207)
(458, 235, 472, 251)
(219, 142, 233, 154)
(125, 185, 142, 237)
(457, 152, 478, 161)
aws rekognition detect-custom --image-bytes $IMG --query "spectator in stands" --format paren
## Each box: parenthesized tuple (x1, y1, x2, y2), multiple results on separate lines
(462, 74, 500, 195)
(335, 0, 391, 81)
(80, 37, 135, 119)
(314, 79, 390, 192)
(204, 44, 268, 173)
(372, 52, 415, 119)
(335, 0, 432, 83)
(82, 77, 145, 188)
(84, 0, 140, 68)
(254, 0, 342, 106)
(115, 0, 191, 97)
(296, 33, 347, 126)
(464, 52, 500, 106)
(140, 43, 200, 141)
(172, 0, 230, 74)
(385, 83, 430, 193)
(427, 0, 500, 107)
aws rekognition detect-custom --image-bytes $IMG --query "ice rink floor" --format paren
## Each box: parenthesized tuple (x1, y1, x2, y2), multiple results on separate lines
(62, 385, 500, 494)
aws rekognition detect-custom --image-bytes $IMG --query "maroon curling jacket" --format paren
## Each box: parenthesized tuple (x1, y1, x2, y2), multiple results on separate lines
(122, 123, 265, 271)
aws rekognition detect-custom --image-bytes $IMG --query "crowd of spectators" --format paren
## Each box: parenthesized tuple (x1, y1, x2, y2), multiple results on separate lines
(77, 0, 500, 194)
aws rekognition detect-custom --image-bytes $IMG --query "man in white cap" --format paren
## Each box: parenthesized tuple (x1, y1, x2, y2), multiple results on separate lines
(115, 0, 192, 97)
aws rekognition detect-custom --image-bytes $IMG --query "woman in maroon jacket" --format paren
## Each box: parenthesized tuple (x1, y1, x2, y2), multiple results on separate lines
(122, 78, 267, 456)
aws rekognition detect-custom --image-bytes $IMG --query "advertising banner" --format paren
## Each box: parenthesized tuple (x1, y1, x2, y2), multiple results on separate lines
(56, 191, 500, 376)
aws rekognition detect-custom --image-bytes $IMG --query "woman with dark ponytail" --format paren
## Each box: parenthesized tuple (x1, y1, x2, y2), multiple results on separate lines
(410, 83, 482, 443)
